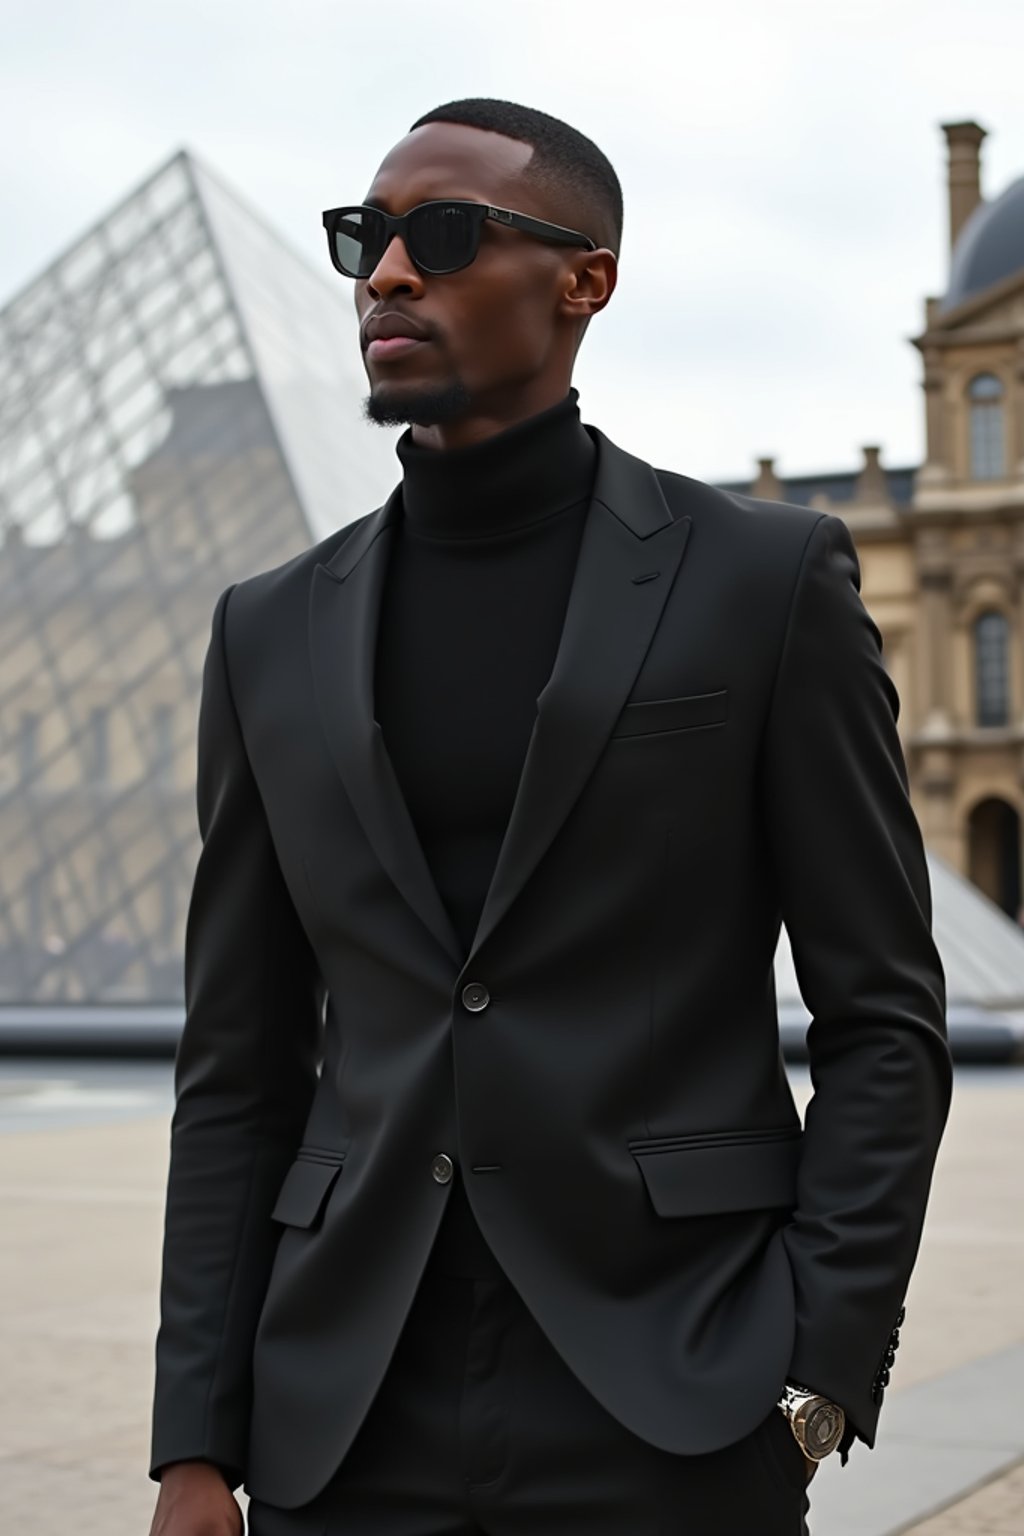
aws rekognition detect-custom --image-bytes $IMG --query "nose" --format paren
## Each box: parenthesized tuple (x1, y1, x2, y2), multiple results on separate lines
(365, 234, 425, 300)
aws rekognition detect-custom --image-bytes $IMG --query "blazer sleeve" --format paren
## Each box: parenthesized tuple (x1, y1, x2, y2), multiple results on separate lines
(149, 584, 325, 1488)
(760, 512, 953, 1453)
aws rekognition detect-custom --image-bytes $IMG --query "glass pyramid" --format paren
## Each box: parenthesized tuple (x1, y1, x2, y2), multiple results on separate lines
(0, 148, 399, 1007)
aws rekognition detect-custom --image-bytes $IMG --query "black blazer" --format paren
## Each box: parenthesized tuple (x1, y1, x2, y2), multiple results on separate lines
(150, 426, 951, 1508)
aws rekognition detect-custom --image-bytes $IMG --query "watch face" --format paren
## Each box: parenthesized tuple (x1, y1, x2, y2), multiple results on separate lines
(803, 1400, 845, 1458)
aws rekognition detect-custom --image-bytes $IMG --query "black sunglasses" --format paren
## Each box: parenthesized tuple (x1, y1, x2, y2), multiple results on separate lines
(321, 199, 597, 279)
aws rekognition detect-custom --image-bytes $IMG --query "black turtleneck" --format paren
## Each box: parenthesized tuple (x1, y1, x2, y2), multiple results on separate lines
(373, 388, 596, 1276)
(375, 389, 596, 951)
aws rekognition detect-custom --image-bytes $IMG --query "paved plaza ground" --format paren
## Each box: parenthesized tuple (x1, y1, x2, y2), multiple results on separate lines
(0, 1059, 1021, 1535)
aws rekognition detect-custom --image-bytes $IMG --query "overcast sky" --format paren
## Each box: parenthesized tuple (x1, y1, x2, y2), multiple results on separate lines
(4, 0, 1024, 485)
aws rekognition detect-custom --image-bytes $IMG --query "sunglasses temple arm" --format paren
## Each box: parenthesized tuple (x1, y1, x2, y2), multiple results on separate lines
(502, 210, 596, 249)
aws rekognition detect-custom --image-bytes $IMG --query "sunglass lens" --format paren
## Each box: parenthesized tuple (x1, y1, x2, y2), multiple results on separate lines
(409, 204, 478, 273)
(333, 208, 383, 278)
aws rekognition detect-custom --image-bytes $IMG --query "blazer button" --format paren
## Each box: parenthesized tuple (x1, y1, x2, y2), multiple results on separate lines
(431, 1153, 454, 1184)
(461, 982, 490, 1012)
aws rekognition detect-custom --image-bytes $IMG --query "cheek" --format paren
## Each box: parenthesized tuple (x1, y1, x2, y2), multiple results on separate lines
(457, 289, 556, 379)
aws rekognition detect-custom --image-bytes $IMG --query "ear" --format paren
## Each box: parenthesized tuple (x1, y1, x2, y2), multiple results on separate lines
(560, 249, 618, 322)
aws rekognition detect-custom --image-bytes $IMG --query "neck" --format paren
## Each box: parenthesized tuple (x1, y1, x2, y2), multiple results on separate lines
(409, 377, 576, 452)
(396, 386, 596, 540)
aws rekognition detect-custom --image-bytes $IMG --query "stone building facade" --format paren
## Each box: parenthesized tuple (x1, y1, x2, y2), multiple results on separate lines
(725, 122, 1024, 918)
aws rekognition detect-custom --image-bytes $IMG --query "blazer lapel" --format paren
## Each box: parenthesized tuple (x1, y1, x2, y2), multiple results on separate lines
(466, 428, 692, 960)
(309, 486, 465, 966)
(308, 427, 693, 974)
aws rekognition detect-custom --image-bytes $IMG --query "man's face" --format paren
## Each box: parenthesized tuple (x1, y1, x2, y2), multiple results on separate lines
(353, 121, 591, 432)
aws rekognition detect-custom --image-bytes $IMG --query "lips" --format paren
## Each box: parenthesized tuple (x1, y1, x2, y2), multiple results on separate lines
(366, 335, 425, 362)
(361, 309, 431, 366)
(362, 311, 431, 347)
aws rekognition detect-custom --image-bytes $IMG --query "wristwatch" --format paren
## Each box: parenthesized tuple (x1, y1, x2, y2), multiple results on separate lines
(777, 1381, 846, 1461)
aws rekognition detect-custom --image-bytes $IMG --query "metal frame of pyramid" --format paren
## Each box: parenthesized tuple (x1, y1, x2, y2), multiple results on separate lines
(0, 148, 397, 1012)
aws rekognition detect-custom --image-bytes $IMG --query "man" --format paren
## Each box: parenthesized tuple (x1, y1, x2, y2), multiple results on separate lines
(148, 99, 952, 1535)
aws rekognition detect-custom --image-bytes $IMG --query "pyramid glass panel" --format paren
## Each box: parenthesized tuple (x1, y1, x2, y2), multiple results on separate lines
(0, 150, 398, 1006)
(194, 157, 399, 541)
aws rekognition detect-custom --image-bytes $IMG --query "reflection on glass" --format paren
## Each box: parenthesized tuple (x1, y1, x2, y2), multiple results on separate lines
(974, 610, 1010, 727)
(969, 373, 1005, 481)
(0, 150, 397, 1005)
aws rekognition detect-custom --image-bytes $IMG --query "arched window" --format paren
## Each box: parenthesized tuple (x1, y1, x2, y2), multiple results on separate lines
(968, 797, 1021, 917)
(974, 610, 1010, 726)
(968, 373, 1005, 480)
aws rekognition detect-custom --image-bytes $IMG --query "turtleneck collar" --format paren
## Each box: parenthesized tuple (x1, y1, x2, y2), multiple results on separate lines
(395, 387, 596, 540)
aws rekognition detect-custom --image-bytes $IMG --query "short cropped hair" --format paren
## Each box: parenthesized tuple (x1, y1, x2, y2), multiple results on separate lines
(409, 97, 623, 256)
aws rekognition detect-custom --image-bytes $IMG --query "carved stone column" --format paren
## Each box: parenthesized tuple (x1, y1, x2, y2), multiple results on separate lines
(908, 536, 957, 857)
(916, 537, 955, 733)
(917, 339, 951, 488)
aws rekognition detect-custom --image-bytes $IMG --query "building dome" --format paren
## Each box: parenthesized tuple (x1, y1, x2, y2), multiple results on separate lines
(943, 175, 1024, 311)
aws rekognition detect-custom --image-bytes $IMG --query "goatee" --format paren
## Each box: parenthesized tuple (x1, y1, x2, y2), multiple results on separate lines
(363, 380, 472, 428)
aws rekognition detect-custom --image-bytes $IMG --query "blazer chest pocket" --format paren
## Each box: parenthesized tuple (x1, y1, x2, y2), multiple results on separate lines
(628, 1127, 801, 1217)
(611, 689, 728, 739)
(270, 1146, 347, 1229)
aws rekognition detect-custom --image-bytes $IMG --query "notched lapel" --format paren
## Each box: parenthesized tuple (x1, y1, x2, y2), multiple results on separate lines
(466, 430, 693, 960)
(307, 430, 694, 975)
(308, 490, 464, 966)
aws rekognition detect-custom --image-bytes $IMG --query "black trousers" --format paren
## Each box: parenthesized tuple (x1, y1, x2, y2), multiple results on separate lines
(246, 1242, 813, 1536)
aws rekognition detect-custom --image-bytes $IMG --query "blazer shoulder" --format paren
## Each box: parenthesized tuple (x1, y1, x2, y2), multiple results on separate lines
(653, 464, 829, 569)
(223, 504, 386, 627)
(656, 464, 822, 534)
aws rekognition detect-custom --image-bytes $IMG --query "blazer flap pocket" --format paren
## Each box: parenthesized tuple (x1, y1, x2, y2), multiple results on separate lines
(613, 689, 729, 738)
(629, 1129, 800, 1217)
(270, 1154, 345, 1229)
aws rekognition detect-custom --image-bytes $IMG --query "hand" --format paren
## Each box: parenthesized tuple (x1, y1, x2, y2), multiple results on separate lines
(148, 1461, 243, 1536)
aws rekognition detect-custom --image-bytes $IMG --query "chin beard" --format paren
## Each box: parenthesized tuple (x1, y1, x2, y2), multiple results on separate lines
(363, 379, 472, 428)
